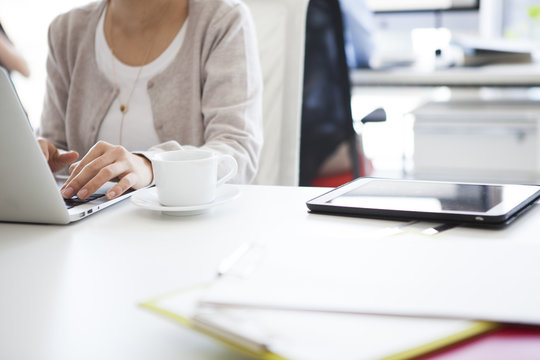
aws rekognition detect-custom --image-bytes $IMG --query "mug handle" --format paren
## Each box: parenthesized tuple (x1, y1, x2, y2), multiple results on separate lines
(217, 154, 238, 186)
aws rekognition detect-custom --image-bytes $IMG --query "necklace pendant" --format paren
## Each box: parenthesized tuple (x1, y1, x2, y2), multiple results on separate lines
(120, 104, 128, 114)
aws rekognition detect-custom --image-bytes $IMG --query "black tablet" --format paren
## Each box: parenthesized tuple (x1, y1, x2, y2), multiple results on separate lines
(306, 178, 540, 226)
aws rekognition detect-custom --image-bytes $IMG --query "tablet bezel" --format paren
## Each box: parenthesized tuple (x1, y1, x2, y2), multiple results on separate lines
(306, 178, 540, 226)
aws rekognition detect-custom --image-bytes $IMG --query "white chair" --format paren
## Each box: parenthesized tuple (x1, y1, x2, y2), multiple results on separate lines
(245, 0, 310, 186)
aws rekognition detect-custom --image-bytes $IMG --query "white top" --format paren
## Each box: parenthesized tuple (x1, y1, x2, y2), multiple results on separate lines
(95, 8, 188, 151)
(41, 0, 264, 184)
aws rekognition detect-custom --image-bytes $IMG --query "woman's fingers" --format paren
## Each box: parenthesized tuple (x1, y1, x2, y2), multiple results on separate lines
(56, 151, 79, 169)
(38, 139, 50, 161)
(64, 141, 109, 185)
(60, 142, 152, 200)
(75, 161, 130, 200)
(62, 153, 118, 198)
(107, 173, 137, 200)
(37, 138, 79, 173)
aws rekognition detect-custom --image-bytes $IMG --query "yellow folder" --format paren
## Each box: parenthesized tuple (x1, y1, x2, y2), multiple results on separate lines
(141, 283, 497, 360)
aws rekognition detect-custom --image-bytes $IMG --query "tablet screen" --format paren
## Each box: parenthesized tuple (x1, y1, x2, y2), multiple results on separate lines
(307, 178, 540, 224)
(327, 180, 503, 213)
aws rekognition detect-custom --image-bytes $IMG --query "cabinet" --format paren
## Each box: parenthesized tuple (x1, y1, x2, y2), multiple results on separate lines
(351, 63, 540, 183)
(412, 100, 540, 183)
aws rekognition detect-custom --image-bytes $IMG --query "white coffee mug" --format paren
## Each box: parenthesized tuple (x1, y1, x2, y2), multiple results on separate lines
(151, 149, 238, 207)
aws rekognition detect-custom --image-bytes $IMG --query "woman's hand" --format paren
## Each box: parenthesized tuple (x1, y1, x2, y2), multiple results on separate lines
(38, 138, 79, 173)
(60, 141, 153, 200)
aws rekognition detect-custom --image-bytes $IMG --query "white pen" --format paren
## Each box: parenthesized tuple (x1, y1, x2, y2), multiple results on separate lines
(216, 242, 253, 277)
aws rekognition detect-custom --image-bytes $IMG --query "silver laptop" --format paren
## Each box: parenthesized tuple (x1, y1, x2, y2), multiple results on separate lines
(0, 68, 136, 224)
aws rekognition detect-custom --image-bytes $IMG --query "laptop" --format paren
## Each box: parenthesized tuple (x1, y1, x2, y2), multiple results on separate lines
(0, 68, 137, 224)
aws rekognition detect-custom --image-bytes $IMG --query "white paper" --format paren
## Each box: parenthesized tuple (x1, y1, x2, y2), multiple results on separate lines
(200, 233, 540, 324)
(155, 284, 483, 360)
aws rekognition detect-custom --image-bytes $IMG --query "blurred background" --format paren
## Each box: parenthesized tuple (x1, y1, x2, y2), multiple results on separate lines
(2, 0, 540, 182)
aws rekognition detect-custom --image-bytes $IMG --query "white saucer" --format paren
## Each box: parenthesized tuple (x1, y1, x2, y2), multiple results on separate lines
(131, 185, 240, 216)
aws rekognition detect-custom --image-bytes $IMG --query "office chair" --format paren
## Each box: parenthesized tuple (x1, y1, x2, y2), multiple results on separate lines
(245, 0, 310, 186)
(299, 0, 386, 187)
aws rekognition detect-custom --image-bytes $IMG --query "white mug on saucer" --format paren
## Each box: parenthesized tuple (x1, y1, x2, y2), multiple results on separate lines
(151, 149, 237, 207)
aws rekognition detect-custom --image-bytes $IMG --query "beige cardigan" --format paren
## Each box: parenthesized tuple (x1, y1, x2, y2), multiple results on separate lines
(39, 0, 263, 184)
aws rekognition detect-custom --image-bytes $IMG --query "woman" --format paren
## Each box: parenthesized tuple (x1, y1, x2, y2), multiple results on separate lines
(38, 0, 263, 201)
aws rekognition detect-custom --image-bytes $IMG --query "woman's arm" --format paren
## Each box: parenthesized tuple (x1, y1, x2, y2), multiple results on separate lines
(147, 3, 264, 184)
(199, 3, 263, 184)
(0, 28, 30, 77)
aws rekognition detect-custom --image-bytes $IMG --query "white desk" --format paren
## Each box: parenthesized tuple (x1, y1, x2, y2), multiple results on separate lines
(350, 62, 540, 87)
(0, 185, 404, 360)
(1, 185, 540, 359)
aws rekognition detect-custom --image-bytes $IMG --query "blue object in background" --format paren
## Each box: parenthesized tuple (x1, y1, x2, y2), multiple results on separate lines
(340, 0, 375, 68)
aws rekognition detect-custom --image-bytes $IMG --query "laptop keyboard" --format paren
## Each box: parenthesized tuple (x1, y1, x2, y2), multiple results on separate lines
(64, 193, 106, 209)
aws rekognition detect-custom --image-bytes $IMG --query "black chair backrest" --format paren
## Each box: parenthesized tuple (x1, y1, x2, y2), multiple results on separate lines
(299, 0, 356, 186)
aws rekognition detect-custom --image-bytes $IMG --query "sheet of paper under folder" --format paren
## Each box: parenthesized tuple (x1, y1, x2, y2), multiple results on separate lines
(148, 284, 493, 360)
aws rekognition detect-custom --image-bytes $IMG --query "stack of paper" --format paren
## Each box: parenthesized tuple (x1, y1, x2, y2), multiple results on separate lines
(140, 226, 540, 359)
(453, 37, 534, 66)
(142, 284, 495, 360)
(198, 234, 540, 325)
